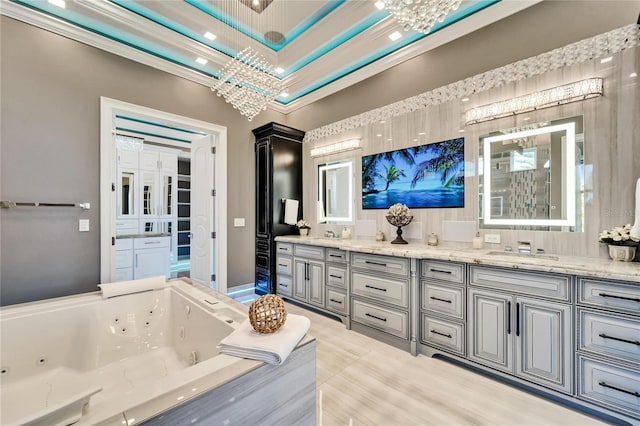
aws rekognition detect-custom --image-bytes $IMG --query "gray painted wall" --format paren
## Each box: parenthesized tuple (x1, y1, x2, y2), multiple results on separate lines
(286, 0, 639, 130)
(0, 16, 285, 305)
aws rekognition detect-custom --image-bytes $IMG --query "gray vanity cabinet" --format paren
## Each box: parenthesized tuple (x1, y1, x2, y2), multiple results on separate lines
(468, 266, 573, 394)
(325, 249, 348, 317)
(292, 245, 325, 308)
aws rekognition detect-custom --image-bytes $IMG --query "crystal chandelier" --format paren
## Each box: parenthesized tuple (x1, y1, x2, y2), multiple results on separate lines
(212, 47, 285, 121)
(381, 0, 462, 33)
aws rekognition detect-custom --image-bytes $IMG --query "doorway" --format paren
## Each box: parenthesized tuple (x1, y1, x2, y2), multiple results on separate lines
(99, 98, 227, 293)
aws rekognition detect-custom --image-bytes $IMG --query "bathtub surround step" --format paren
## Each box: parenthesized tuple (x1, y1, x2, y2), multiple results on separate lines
(0, 367, 102, 426)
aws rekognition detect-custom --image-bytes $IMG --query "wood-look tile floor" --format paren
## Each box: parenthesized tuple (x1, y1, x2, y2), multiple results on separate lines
(284, 303, 606, 426)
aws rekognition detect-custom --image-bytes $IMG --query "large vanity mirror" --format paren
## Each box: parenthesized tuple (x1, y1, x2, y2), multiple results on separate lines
(318, 161, 354, 223)
(479, 116, 586, 231)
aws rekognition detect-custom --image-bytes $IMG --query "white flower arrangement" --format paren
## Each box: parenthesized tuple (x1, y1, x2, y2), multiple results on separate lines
(599, 224, 640, 246)
(296, 220, 310, 229)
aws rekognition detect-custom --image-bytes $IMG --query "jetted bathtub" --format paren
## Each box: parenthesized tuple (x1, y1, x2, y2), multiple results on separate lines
(0, 279, 301, 425)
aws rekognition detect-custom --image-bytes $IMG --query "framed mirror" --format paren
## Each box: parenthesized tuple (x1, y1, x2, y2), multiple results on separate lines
(318, 161, 353, 223)
(479, 116, 586, 231)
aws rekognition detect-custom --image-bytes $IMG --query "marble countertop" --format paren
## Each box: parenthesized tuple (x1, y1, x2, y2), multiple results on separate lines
(275, 235, 640, 283)
(116, 233, 171, 239)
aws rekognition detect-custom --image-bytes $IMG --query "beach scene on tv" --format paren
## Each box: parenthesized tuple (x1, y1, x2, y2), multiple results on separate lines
(362, 138, 465, 209)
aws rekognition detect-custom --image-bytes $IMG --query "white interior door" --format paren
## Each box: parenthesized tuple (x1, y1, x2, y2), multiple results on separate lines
(190, 135, 214, 287)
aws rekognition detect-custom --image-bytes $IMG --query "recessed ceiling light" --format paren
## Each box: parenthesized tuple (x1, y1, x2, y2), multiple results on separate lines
(413, 138, 418, 142)
(195, 57, 208, 65)
(630, 72, 638, 78)
(48, 0, 65, 8)
(388, 31, 402, 41)
(458, 129, 465, 133)
(374, 1, 385, 10)
(380, 120, 386, 124)
(204, 32, 216, 41)
(600, 56, 612, 64)
(274, 67, 285, 74)
(461, 97, 470, 102)
(252, 0, 259, 5)
(280, 91, 289, 97)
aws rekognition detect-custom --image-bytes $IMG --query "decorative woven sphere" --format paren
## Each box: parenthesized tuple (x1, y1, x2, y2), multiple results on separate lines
(248, 295, 287, 334)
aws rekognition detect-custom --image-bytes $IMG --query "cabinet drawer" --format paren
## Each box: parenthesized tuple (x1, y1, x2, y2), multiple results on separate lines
(116, 220, 138, 236)
(421, 260, 464, 284)
(115, 238, 134, 251)
(134, 236, 170, 249)
(326, 249, 347, 263)
(351, 253, 409, 276)
(327, 265, 347, 289)
(326, 289, 348, 315)
(422, 283, 465, 319)
(276, 243, 293, 255)
(115, 250, 133, 269)
(578, 356, 640, 418)
(294, 244, 325, 260)
(277, 276, 292, 297)
(422, 315, 465, 356)
(578, 278, 640, 315)
(352, 299, 408, 339)
(469, 266, 570, 301)
(352, 272, 408, 308)
(115, 268, 133, 282)
(276, 257, 292, 275)
(579, 309, 640, 365)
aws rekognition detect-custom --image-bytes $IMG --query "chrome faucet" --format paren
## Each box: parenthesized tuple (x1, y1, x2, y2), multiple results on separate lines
(324, 230, 335, 238)
(517, 241, 532, 254)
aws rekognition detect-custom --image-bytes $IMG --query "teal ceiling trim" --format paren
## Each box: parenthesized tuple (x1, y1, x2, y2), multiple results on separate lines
(110, 0, 236, 60)
(116, 127, 193, 143)
(10, 0, 218, 78)
(116, 115, 209, 136)
(277, 0, 501, 104)
(184, 0, 346, 52)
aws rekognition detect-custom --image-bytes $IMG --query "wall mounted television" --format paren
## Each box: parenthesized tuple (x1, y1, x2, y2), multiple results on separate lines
(362, 138, 465, 209)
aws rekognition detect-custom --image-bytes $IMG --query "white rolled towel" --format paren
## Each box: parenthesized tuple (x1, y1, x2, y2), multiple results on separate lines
(218, 314, 310, 365)
(98, 276, 166, 299)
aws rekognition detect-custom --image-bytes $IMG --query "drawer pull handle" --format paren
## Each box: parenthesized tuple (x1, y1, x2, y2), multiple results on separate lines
(365, 260, 387, 267)
(144, 241, 161, 245)
(598, 292, 640, 302)
(430, 329, 452, 339)
(329, 274, 343, 279)
(429, 296, 452, 304)
(598, 333, 640, 346)
(280, 284, 289, 288)
(329, 254, 342, 258)
(365, 284, 388, 292)
(278, 263, 287, 267)
(365, 313, 387, 322)
(598, 381, 640, 397)
(329, 299, 343, 304)
(430, 268, 452, 274)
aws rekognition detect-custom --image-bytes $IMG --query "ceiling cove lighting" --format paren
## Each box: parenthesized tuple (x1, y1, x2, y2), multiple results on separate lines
(48, 0, 65, 8)
(381, 0, 462, 33)
(465, 78, 603, 125)
(211, 47, 285, 121)
(310, 139, 361, 158)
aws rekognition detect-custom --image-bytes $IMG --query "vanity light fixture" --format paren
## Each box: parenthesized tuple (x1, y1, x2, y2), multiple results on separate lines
(310, 139, 361, 158)
(600, 56, 613, 64)
(465, 78, 603, 125)
(203, 32, 216, 41)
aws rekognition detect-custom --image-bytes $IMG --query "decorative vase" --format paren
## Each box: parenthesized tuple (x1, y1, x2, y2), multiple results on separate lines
(299, 227, 309, 237)
(386, 215, 413, 244)
(608, 245, 637, 262)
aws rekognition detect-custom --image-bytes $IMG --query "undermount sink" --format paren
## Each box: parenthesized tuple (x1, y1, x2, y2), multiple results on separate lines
(486, 251, 559, 261)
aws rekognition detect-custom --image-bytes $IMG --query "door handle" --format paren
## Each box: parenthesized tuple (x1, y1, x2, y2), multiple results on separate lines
(506, 301, 511, 335)
(135, 253, 139, 268)
(516, 302, 521, 337)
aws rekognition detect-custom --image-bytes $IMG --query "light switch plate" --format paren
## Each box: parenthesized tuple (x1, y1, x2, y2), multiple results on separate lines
(485, 234, 501, 244)
(233, 218, 245, 227)
(79, 219, 90, 232)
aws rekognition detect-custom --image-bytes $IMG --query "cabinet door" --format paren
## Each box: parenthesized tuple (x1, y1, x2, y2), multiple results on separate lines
(117, 148, 139, 169)
(158, 172, 176, 218)
(308, 260, 325, 307)
(294, 259, 307, 301)
(516, 297, 572, 393)
(140, 170, 158, 217)
(255, 141, 270, 238)
(468, 288, 514, 373)
(159, 152, 177, 173)
(134, 247, 169, 279)
(140, 150, 159, 170)
(117, 168, 138, 219)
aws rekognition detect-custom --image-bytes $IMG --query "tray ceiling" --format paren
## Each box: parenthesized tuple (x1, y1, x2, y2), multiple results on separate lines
(2, 0, 541, 114)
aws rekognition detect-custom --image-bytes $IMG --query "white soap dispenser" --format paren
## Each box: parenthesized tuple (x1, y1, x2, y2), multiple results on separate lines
(341, 226, 352, 239)
(472, 232, 483, 249)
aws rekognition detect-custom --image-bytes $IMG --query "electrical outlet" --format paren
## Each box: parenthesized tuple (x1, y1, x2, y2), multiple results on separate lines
(484, 234, 501, 244)
(233, 218, 245, 227)
(79, 219, 90, 232)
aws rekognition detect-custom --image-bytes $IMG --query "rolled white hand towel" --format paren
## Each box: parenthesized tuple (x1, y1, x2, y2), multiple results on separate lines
(218, 314, 310, 365)
(98, 276, 166, 299)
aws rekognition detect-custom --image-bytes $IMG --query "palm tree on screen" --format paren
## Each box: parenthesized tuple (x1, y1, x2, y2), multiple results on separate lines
(378, 164, 406, 191)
